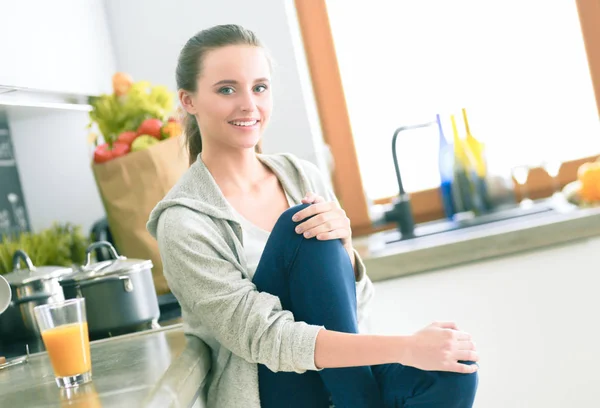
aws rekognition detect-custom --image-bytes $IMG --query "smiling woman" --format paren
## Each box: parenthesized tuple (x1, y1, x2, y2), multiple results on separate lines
(147, 24, 479, 408)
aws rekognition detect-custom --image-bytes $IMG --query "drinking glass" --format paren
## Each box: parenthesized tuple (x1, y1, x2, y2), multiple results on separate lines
(512, 165, 533, 208)
(34, 298, 93, 388)
(542, 159, 563, 197)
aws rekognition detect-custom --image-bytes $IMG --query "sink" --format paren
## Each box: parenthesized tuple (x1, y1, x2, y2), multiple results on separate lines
(384, 200, 556, 244)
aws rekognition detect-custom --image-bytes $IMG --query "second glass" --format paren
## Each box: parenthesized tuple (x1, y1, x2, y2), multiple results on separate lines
(34, 298, 93, 388)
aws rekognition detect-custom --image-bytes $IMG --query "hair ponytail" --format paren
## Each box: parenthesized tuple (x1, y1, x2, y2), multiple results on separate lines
(183, 113, 202, 165)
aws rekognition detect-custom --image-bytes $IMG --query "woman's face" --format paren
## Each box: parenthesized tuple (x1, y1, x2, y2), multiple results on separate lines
(180, 45, 272, 152)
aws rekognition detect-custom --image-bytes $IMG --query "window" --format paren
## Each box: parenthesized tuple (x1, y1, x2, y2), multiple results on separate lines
(294, 0, 600, 234)
(325, 0, 600, 201)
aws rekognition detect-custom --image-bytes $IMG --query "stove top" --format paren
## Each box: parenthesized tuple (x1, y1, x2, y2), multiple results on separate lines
(0, 293, 182, 361)
(0, 321, 161, 360)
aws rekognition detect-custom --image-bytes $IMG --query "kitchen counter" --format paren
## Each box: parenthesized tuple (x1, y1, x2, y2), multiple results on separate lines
(355, 202, 600, 282)
(0, 325, 211, 408)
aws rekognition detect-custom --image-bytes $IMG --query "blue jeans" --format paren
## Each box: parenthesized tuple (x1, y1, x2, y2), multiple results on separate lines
(252, 204, 478, 408)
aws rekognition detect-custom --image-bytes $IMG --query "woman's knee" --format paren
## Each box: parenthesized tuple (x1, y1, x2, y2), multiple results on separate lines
(432, 369, 479, 407)
(273, 204, 310, 236)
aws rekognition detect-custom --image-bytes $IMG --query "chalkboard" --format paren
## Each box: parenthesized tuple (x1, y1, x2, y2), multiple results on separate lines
(0, 110, 30, 239)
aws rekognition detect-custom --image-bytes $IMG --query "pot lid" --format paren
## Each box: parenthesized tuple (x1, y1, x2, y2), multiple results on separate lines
(4, 250, 74, 286)
(59, 241, 153, 284)
(60, 257, 153, 284)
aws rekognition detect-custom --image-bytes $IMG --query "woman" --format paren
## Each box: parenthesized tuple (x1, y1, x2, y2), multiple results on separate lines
(147, 24, 479, 408)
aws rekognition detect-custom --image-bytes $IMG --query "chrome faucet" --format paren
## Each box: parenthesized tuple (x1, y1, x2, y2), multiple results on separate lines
(383, 121, 435, 240)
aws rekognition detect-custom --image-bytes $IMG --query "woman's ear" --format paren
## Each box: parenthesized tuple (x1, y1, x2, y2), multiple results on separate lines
(179, 90, 197, 115)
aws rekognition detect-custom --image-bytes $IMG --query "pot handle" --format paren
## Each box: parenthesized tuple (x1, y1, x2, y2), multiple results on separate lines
(12, 250, 35, 272)
(84, 241, 124, 268)
(78, 275, 134, 292)
(13, 293, 52, 305)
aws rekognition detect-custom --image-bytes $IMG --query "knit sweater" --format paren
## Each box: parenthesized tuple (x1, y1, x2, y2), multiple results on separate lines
(146, 153, 375, 408)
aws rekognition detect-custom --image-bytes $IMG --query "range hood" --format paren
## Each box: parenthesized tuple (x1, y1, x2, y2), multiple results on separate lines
(0, 85, 93, 112)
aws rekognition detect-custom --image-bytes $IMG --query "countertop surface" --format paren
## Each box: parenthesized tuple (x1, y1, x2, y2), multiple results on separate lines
(0, 324, 211, 408)
(355, 200, 600, 282)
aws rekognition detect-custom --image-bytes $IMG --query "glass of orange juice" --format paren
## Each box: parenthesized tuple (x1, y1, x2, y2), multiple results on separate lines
(34, 298, 92, 388)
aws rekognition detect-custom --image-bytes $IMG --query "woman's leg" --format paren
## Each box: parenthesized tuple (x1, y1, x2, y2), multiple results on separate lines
(372, 362, 478, 407)
(252, 204, 383, 408)
(253, 204, 479, 408)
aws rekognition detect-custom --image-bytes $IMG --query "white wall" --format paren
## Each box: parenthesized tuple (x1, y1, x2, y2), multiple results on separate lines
(1, 0, 116, 234)
(103, 0, 329, 172)
(5, 0, 330, 233)
(7, 107, 106, 233)
(0, 0, 116, 96)
(369, 237, 600, 408)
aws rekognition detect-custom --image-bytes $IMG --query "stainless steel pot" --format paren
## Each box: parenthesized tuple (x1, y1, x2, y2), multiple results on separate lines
(59, 241, 160, 335)
(0, 250, 73, 340)
(0, 275, 11, 315)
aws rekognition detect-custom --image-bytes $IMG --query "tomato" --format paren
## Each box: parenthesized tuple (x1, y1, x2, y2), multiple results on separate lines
(93, 142, 131, 164)
(112, 142, 130, 158)
(94, 144, 113, 163)
(116, 131, 139, 146)
(137, 118, 163, 139)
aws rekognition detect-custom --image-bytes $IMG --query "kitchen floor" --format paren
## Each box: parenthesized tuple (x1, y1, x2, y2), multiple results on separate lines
(367, 237, 600, 408)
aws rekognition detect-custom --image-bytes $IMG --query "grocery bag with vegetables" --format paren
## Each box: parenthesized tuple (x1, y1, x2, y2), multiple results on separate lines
(88, 73, 183, 163)
(87, 73, 188, 295)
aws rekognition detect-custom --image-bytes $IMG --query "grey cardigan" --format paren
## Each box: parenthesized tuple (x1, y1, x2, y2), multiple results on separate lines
(147, 153, 375, 408)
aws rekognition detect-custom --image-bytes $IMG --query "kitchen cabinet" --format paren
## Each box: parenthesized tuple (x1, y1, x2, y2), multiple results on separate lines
(368, 236, 600, 408)
(0, 0, 116, 96)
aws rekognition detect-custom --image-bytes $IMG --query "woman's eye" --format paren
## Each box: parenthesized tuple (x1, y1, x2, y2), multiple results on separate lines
(219, 87, 235, 95)
(254, 84, 268, 93)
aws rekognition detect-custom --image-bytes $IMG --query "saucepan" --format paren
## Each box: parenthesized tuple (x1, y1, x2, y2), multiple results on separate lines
(60, 241, 160, 336)
(0, 250, 74, 340)
(0, 275, 10, 315)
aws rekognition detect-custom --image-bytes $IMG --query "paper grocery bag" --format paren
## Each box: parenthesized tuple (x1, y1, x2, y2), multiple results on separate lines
(91, 136, 189, 295)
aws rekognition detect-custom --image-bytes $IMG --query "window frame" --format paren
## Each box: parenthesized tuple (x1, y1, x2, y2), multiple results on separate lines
(294, 0, 600, 237)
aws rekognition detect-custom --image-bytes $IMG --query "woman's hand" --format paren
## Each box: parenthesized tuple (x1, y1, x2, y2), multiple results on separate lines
(401, 321, 479, 374)
(292, 192, 356, 269)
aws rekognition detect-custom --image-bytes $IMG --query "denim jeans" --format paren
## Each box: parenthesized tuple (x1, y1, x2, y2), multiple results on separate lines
(252, 204, 478, 407)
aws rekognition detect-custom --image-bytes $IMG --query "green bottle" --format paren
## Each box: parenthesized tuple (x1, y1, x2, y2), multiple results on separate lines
(462, 108, 492, 211)
(451, 115, 474, 214)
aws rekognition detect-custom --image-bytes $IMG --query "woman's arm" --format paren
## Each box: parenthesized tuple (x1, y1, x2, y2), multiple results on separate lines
(157, 207, 323, 374)
(158, 206, 478, 375)
(315, 322, 479, 374)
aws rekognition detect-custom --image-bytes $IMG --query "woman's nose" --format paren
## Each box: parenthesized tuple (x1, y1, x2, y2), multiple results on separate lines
(239, 92, 257, 112)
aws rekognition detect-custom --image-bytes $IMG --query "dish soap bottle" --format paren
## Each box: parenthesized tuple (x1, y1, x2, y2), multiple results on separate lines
(451, 114, 474, 214)
(462, 108, 493, 211)
(436, 114, 455, 219)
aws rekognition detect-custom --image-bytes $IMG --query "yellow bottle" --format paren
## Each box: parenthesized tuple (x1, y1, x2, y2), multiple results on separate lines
(452, 115, 469, 168)
(461, 108, 492, 211)
(462, 108, 486, 178)
(451, 115, 474, 213)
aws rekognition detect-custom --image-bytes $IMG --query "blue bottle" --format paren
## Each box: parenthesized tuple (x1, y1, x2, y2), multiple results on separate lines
(436, 114, 456, 219)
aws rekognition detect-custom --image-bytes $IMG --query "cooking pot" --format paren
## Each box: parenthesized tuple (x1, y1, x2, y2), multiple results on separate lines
(0, 275, 10, 315)
(0, 250, 73, 340)
(59, 241, 160, 336)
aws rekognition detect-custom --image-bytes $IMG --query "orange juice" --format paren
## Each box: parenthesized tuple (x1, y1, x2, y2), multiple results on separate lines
(41, 322, 92, 377)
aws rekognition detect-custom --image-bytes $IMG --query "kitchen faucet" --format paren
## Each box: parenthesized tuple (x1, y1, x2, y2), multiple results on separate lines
(382, 120, 554, 243)
(383, 121, 435, 240)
